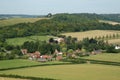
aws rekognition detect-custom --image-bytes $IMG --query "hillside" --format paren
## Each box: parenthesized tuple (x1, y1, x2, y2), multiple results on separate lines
(0, 13, 120, 39)
(0, 18, 48, 27)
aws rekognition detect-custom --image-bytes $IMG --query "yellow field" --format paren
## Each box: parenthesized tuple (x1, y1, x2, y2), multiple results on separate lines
(0, 77, 28, 80)
(0, 18, 48, 27)
(108, 39, 120, 44)
(62, 30, 120, 41)
(99, 20, 120, 25)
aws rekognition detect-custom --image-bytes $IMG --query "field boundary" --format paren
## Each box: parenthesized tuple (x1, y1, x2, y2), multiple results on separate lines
(0, 74, 56, 80)
(80, 58, 120, 66)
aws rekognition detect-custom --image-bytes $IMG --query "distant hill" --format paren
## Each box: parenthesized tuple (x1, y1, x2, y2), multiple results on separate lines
(0, 14, 45, 19)
(0, 13, 120, 38)
(0, 18, 49, 27)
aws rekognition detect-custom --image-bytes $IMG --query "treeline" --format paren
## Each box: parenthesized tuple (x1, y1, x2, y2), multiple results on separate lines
(0, 13, 120, 38)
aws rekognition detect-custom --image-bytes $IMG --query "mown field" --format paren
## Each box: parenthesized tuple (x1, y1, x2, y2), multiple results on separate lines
(62, 30, 120, 44)
(81, 53, 120, 62)
(6, 36, 55, 45)
(0, 64, 120, 80)
(0, 53, 120, 80)
(0, 18, 48, 27)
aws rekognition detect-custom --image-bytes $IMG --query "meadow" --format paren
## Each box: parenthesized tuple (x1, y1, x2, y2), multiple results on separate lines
(0, 64, 120, 80)
(0, 53, 120, 80)
(0, 18, 48, 27)
(6, 36, 54, 45)
(81, 53, 120, 62)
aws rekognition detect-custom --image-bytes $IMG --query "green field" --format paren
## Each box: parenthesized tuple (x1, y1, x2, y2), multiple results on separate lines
(6, 36, 54, 45)
(0, 18, 48, 27)
(0, 53, 120, 80)
(81, 53, 120, 62)
(0, 59, 40, 70)
(0, 64, 120, 80)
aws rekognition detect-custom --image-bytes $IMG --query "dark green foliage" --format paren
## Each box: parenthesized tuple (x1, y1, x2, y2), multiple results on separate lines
(22, 41, 60, 55)
(106, 45, 120, 53)
(82, 38, 107, 52)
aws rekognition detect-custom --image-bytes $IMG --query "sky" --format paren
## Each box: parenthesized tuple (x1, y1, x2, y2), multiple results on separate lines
(0, 0, 120, 15)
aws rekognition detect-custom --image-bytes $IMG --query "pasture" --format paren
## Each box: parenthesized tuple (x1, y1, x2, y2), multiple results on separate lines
(0, 18, 48, 27)
(0, 64, 120, 80)
(6, 36, 54, 45)
(0, 53, 120, 80)
(81, 53, 120, 62)
(0, 59, 40, 70)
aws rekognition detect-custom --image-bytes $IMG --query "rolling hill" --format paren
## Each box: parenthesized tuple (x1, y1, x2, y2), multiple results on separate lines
(0, 18, 48, 27)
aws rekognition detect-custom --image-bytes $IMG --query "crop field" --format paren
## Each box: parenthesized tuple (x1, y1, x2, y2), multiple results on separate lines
(6, 36, 54, 45)
(62, 30, 120, 42)
(99, 20, 120, 25)
(0, 18, 48, 27)
(108, 39, 120, 44)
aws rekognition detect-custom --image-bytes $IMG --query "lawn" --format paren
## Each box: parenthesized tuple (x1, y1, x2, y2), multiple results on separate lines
(81, 53, 120, 62)
(0, 59, 40, 70)
(0, 18, 48, 27)
(0, 64, 120, 80)
(62, 30, 120, 41)
(0, 53, 120, 80)
(6, 35, 54, 45)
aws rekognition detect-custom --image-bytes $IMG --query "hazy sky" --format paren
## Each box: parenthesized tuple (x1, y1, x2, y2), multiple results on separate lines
(0, 0, 120, 15)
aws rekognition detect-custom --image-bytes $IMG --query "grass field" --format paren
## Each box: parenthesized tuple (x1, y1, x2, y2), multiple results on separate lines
(0, 59, 40, 70)
(0, 18, 48, 27)
(81, 53, 120, 62)
(6, 35, 54, 45)
(62, 30, 120, 44)
(0, 64, 120, 80)
(0, 53, 120, 80)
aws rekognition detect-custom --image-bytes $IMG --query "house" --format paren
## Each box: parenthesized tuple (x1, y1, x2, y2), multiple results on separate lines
(38, 55, 52, 62)
(115, 45, 120, 50)
(21, 49, 41, 60)
(28, 51, 41, 60)
(21, 49, 28, 55)
(54, 49, 63, 60)
(54, 38, 64, 44)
